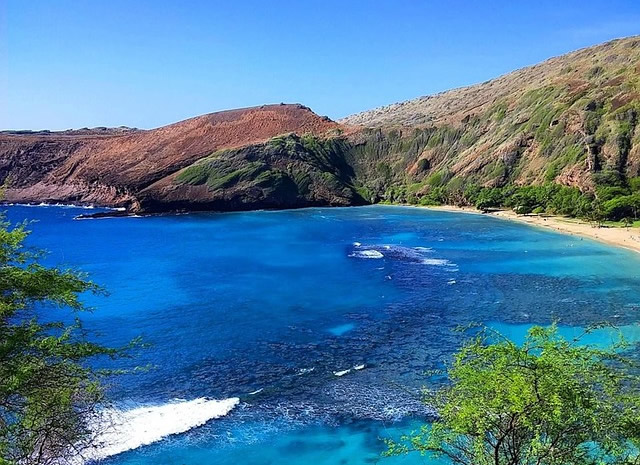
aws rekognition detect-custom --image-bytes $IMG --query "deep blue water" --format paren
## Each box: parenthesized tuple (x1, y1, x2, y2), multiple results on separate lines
(7, 204, 640, 464)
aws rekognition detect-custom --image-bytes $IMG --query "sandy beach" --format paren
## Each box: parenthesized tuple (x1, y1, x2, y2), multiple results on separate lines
(424, 205, 640, 255)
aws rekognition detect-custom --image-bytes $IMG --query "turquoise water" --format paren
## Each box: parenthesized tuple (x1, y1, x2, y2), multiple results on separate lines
(7, 204, 640, 464)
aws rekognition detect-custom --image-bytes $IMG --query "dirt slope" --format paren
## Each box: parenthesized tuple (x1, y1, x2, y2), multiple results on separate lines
(0, 104, 344, 209)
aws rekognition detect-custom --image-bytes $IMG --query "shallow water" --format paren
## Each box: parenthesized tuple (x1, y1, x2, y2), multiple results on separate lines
(7, 204, 640, 464)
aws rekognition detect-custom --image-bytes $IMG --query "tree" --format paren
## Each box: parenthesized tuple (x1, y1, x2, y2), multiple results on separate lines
(0, 216, 134, 465)
(603, 193, 640, 221)
(475, 188, 505, 212)
(587, 198, 606, 226)
(386, 325, 640, 465)
(510, 186, 552, 215)
(548, 186, 586, 217)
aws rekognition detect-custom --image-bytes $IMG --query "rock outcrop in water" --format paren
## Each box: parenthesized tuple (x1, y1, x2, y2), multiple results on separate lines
(3, 36, 640, 213)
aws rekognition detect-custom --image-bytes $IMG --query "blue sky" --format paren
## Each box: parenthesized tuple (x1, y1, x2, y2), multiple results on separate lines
(2, 0, 640, 130)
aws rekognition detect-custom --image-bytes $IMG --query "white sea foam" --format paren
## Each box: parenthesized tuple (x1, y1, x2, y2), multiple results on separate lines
(333, 369, 351, 377)
(297, 367, 315, 375)
(421, 258, 453, 266)
(7, 202, 128, 211)
(353, 241, 361, 247)
(78, 397, 239, 463)
(74, 214, 143, 221)
(17, 202, 92, 209)
(350, 244, 457, 270)
(353, 364, 365, 371)
(349, 250, 384, 259)
(248, 388, 264, 395)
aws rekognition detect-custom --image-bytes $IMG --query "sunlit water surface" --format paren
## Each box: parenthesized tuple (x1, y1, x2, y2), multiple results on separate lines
(8, 205, 640, 464)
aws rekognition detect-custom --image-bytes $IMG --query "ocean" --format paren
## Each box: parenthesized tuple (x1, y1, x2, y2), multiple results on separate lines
(7, 204, 640, 464)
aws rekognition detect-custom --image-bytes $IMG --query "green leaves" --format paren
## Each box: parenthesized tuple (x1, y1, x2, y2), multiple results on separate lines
(0, 215, 134, 464)
(389, 325, 640, 465)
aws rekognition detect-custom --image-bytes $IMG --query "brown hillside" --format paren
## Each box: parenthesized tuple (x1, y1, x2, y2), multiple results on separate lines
(0, 104, 342, 207)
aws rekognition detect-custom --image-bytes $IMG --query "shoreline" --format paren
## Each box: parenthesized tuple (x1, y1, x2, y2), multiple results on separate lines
(424, 205, 640, 255)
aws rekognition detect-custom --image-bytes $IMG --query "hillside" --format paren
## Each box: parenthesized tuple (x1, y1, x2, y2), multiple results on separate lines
(3, 37, 640, 217)
(0, 104, 363, 211)
(341, 36, 640, 196)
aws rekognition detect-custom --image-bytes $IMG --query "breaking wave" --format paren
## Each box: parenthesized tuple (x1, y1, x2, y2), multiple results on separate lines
(78, 397, 239, 463)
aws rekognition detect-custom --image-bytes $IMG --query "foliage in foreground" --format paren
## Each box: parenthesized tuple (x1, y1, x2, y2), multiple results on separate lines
(386, 325, 640, 465)
(0, 216, 131, 465)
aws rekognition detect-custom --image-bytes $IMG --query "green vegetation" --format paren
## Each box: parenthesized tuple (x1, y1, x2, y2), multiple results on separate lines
(0, 216, 135, 464)
(386, 325, 640, 465)
(174, 134, 363, 206)
(176, 157, 269, 190)
(340, 40, 640, 217)
(380, 180, 640, 224)
(173, 125, 640, 224)
(174, 60, 640, 216)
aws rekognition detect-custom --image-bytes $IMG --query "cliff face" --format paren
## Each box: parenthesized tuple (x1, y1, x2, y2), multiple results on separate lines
(3, 37, 640, 214)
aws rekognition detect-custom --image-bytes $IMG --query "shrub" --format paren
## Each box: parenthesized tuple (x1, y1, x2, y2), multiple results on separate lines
(385, 325, 640, 465)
